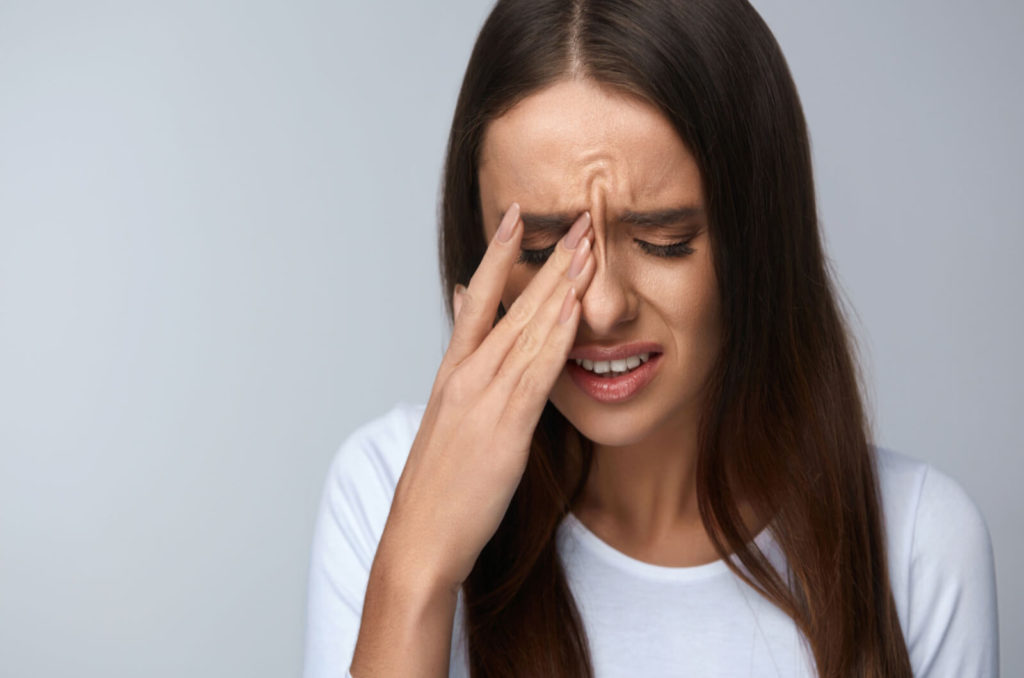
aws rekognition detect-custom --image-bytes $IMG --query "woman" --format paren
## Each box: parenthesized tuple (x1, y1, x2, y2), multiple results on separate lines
(303, 0, 999, 676)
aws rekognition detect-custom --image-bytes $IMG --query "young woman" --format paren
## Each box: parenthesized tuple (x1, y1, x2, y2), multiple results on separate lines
(303, 1, 999, 676)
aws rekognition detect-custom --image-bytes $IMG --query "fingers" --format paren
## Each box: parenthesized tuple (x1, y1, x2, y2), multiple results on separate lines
(461, 211, 595, 383)
(497, 284, 582, 434)
(445, 203, 523, 366)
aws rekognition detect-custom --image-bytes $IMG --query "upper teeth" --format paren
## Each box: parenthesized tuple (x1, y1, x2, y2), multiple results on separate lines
(574, 353, 651, 374)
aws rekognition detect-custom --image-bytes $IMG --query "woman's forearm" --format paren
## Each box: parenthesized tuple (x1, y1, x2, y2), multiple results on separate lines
(348, 536, 458, 678)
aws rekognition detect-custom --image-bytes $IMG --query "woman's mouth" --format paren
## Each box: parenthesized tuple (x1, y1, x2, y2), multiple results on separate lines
(571, 352, 653, 377)
(565, 351, 662, 403)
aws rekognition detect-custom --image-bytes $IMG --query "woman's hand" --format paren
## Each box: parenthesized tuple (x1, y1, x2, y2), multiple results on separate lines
(381, 203, 596, 595)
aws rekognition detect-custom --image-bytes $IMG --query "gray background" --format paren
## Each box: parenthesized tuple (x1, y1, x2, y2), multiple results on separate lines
(0, 0, 1019, 676)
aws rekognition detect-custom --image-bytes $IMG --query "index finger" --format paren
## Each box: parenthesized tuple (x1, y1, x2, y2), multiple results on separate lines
(445, 202, 523, 365)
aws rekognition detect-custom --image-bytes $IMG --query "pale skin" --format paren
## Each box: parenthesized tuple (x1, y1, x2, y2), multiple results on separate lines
(350, 77, 765, 676)
(479, 78, 765, 566)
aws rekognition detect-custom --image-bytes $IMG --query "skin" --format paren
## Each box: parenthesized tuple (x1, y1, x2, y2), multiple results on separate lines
(478, 78, 762, 566)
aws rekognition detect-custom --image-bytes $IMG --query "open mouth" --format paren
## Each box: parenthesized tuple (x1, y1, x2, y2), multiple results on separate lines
(570, 351, 661, 378)
(566, 351, 663, 403)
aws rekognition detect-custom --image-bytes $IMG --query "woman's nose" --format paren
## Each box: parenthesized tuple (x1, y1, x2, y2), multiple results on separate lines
(577, 244, 637, 336)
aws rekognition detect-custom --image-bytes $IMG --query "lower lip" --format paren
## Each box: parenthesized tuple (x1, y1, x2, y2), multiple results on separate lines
(566, 354, 662, 403)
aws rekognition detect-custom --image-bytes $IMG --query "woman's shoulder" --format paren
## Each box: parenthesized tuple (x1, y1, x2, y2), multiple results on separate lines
(871, 446, 999, 676)
(324, 400, 427, 499)
(303, 402, 430, 678)
(310, 400, 428, 584)
(872, 445, 992, 562)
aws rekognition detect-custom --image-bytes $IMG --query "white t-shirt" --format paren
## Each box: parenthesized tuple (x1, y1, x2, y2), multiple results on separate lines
(301, 402, 999, 678)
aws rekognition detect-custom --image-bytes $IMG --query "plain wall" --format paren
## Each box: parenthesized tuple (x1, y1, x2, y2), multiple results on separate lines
(0, 1, 1019, 676)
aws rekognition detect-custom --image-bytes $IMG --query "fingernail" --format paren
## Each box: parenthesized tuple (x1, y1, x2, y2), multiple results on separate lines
(496, 203, 520, 243)
(567, 237, 590, 279)
(558, 286, 577, 324)
(563, 211, 591, 250)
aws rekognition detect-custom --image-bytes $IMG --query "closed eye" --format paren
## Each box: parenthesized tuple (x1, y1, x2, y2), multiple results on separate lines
(516, 238, 696, 266)
(635, 238, 696, 258)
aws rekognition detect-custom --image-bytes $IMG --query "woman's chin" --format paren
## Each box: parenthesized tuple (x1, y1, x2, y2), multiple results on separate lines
(552, 398, 655, 449)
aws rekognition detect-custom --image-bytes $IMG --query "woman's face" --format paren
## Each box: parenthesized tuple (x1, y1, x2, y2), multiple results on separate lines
(477, 78, 721, 449)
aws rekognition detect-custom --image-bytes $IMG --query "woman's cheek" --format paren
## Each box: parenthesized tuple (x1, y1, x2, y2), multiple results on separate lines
(502, 269, 532, 310)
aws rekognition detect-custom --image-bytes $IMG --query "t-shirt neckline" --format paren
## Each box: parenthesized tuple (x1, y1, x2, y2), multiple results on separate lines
(560, 510, 776, 583)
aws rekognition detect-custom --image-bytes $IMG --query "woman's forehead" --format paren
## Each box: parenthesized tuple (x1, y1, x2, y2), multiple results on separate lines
(478, 79, 703, 214)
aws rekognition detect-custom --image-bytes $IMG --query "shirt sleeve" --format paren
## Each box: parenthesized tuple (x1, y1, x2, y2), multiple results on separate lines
(905, 463, 999, 677)
(301, 409, 410, 678)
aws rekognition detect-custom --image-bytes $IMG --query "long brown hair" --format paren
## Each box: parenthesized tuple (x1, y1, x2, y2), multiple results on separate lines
(438, 0, 912, 675)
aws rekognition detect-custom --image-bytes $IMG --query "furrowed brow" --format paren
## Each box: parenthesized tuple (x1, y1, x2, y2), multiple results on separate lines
(510, 205, 705, 236)
(517, 212, 579, 237)
(617, 205, 705, 227)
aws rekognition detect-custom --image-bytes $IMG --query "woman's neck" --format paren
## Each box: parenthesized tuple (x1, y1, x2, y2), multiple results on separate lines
(568, 417, 768, 567)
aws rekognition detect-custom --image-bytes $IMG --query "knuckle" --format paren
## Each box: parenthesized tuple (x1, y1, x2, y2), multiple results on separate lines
(504, 298, 532, 327)
(513, 324, 541, 357)
(441, 368, 474, 406)
(511, 369, 543, 405)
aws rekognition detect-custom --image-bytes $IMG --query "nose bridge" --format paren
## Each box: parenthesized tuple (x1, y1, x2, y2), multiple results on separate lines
(581, 181, 636, 334)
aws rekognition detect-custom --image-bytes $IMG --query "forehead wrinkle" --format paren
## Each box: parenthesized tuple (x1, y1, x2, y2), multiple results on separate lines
(580, 160, 613, 204)
(478, 80, 704, 228)
(577, 144, 677, 208)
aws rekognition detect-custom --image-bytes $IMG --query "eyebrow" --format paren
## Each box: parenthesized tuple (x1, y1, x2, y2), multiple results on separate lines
(514, 205, 705, 236)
